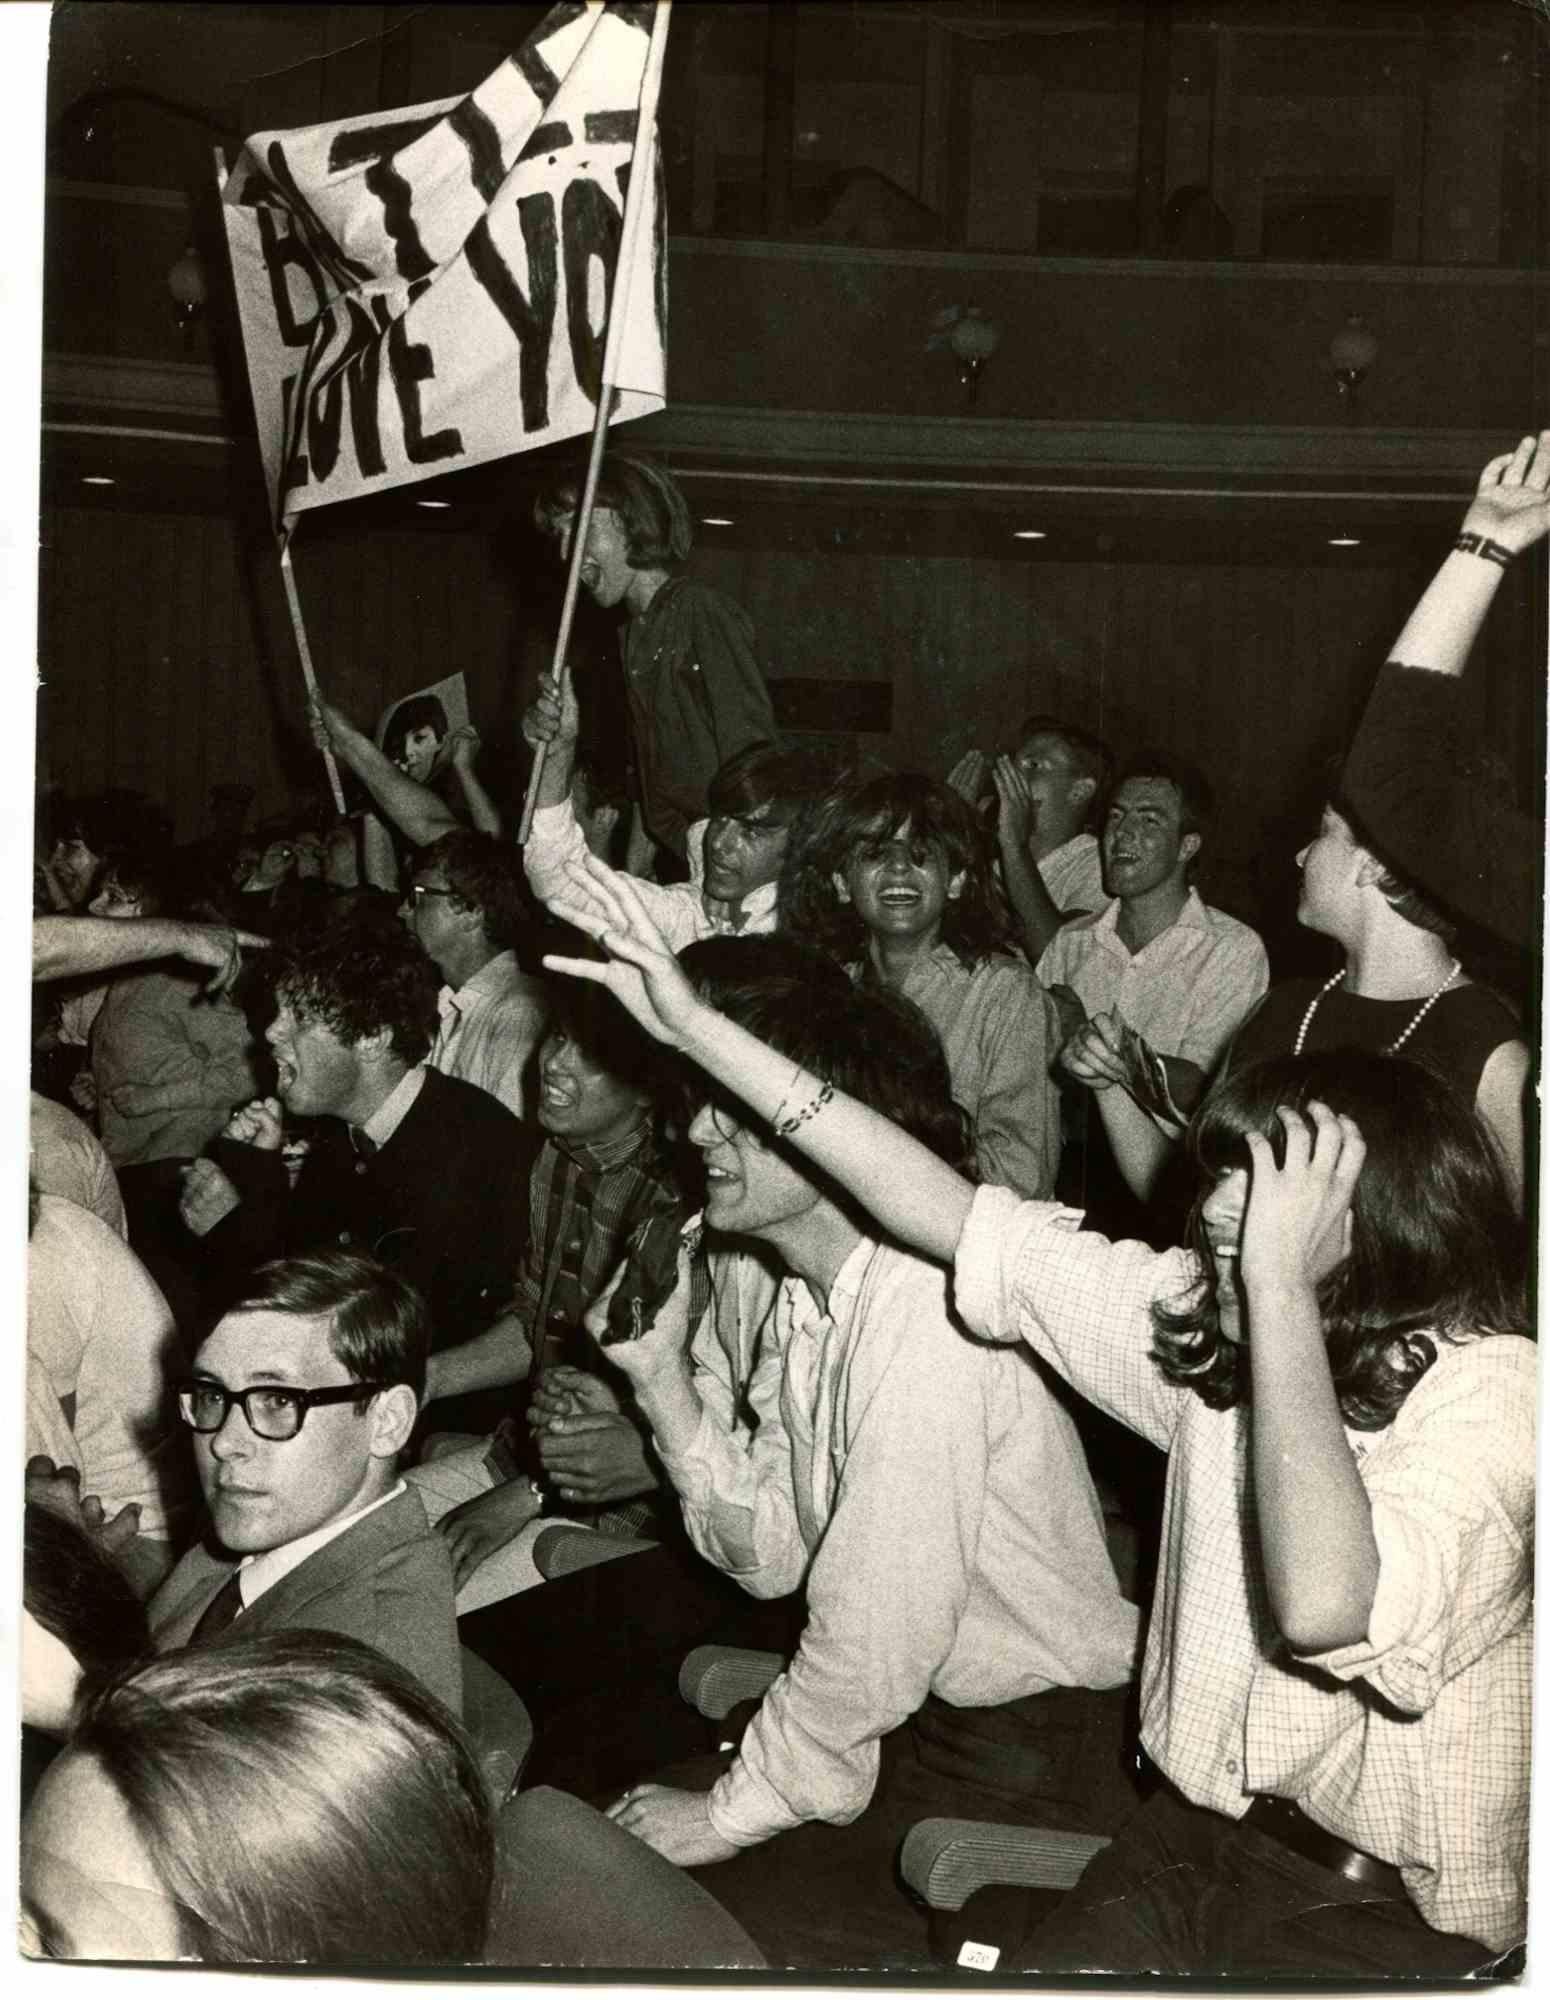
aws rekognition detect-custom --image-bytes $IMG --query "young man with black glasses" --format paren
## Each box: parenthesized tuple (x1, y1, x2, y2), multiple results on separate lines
(148, 1249, 462, 1717)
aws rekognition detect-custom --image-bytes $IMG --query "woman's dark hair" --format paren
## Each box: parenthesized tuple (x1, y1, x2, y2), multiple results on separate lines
(24, 1503, 150, 1706)
(680, 934, 974, 1177)
(68, 1631, 494, 1964)
(1153, 1049, 1528, 1426)
(534, 451, 693, 571)
(778, 772, 1012, 973)
(384, 694, 449, 765)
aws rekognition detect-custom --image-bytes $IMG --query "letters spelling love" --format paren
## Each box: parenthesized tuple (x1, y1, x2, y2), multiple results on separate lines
(221, 0, 667, 526)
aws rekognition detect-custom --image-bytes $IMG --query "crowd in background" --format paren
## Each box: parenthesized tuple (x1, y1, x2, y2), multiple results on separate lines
(19, 435, 1542, 1974)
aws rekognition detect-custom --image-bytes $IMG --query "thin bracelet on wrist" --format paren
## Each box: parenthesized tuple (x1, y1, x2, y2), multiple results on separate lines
(1454, 530, 1515, 569)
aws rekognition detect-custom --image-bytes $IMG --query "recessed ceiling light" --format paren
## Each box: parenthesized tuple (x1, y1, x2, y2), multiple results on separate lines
(1328, 536, 1361, 547)
(1012, 528, 1046, 540)
(417, 499, 451, 510)
(700, 516, 734, 527)
(81, 475, 115, 487)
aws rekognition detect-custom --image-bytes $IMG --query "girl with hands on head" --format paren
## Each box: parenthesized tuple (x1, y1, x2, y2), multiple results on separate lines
(543, 867, 1531, 1975)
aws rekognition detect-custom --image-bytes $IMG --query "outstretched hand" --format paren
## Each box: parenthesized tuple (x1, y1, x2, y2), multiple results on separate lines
(542, 856, 708, 1048)
(177, 921, 270, 997)
(1240, 1102, 1364, 1303)
(1461, 430, 1550, 556)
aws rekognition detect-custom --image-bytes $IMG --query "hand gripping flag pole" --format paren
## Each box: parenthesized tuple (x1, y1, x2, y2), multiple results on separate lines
(516, 0, 672, 847)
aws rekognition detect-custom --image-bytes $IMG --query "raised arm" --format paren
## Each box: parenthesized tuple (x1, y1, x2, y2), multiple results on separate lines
(33, 917, 266, 995)
(308, 696, 460, 847)
(444, 725, 504, 838)
(543, 858, 975, 1264)
(1339, 433, 1548, 948)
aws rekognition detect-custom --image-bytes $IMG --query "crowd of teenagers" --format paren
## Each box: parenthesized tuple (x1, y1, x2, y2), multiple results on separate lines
(20, 432, 1543, 1975)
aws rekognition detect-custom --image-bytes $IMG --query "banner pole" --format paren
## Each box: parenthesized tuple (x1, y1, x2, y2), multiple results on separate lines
(517, 0, 673, 847)
(278, 526, 349, 817)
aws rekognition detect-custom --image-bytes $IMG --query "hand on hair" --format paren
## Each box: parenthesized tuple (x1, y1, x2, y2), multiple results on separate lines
(542, 856, 710, 1049)
(606, 1784, 740, 1867)
(1460, 431, 1550, 556)
(1240, 1101, 1364, 1304)
(521, 670, 580, 752)
(536, 1411, 655, 1505)
(445, 723, 482, 772)
(178, 1157, 242, 1237)
(944, 748, 987, 804)
(221, 1096, 285, 1151)
(437, 1480, 545, 1589)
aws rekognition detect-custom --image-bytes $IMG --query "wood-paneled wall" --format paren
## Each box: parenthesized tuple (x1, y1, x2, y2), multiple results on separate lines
(36, 503, 1541, 966)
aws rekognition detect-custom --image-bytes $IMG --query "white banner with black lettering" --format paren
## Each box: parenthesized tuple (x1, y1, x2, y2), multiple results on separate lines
(221, 0, 666, 526)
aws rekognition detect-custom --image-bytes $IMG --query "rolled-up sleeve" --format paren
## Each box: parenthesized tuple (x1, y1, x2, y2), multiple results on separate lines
(1300, 1339, 1535, 1715)
(954, 1184, 1187, 1454)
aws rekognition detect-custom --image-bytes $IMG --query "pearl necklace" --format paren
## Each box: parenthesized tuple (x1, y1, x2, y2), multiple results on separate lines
(1292, 958, 1461, 1057)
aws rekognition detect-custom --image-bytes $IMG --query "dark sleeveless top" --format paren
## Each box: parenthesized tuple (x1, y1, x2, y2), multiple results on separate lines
(1229, 976, 1521, 1106)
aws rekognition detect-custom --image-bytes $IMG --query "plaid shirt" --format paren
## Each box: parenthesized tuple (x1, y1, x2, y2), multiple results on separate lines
(496, 1118, 686, 1537)
(954, 1184, 1533, 1954)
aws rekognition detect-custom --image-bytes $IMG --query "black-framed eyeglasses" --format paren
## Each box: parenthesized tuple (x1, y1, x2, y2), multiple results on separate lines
(175, 1379, 388, 1443)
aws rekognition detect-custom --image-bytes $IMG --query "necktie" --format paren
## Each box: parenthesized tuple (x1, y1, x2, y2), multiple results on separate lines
(349, 1126, 378, 1161)
(192, 1570, 245, 1644)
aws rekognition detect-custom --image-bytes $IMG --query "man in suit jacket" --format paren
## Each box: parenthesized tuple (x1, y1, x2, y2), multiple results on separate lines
(177, 906, 535, 1435)
(148, 1248, 462, 1717)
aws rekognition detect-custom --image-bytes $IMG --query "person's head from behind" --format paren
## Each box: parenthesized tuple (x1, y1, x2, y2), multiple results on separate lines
(532, 451, 692, 610)
(1011, 715, 1113, 846)
(536, 979, 660, 1149)
(385, 694, 449, 784)
(1298, 791, 1460, 950)
(678, 935, 972, 1253)
(1154, 1049, 1525, 1424)
(402, 829, 529, 973)
(701, 742, 825, 910)
(22, 1630, 493, 1965)
(180, 1250, 427, 1557)
(781, 771, 1009, 972)
(23, 1502, 150, 1770)
(1102, 750, 1212, 903)
(266, 910, 437, 1121)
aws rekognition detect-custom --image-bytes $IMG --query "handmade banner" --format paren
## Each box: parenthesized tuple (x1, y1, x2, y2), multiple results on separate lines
(221, 0, 666, 526)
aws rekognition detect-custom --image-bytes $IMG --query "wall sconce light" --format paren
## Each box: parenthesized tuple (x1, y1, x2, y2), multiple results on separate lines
(928, 305, 1001, 409)
(1328, 315, 1378, 407)
(167, 243, 207, 346)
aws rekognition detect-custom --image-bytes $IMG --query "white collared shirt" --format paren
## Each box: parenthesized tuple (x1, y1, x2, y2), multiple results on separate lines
(1036, 830, 1105, 918)
(660, 1236, 1138, 1849)
(1036, 888, 1268, 1070)
(358, 1066, 427, 1150)
(232, 1478, 408, 1611)
(430, 950, 549, 1120)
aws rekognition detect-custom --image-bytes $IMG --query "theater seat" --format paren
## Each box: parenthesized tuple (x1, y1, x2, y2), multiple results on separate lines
(899, 1818, 1110, 1908)
(530, 1524, 658, 1579)
(460, 1645, 533, 1805)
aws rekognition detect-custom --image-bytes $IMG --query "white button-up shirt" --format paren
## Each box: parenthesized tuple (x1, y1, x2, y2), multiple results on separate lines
(954, 1184, 1533, 1953)
(429, 950, 549, 1120)
(1037, 888, 1268, 1071)
(658, 1235, 1139, 1849)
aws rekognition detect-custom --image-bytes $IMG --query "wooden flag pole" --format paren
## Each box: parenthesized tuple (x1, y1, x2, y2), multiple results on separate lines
(279, 528, 348, 816)
(517, 0, 673, 847)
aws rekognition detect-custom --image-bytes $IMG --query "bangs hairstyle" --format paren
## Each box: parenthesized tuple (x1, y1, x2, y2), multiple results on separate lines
(778, 772, 1012, 972)
(69, 1631, 493, 1965)
(226, 1248, 431, 1404)
(384, 694, 448, 764)
(1153, 1048, 1527, 1426)
(271, 906, 439, 1066)
(679, 934, 974, 1178)
(706, 741, 824, 828)
(533, 451, 693, 571)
